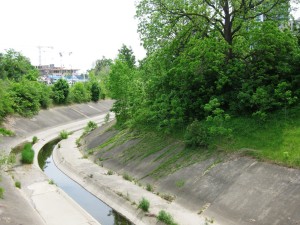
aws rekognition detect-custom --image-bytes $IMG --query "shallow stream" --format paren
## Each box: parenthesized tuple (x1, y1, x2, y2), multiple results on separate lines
(38, 139, 132, 225)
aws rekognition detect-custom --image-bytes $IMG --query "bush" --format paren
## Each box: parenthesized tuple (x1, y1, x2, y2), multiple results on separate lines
(9, 80, 40, 117)
(32, 136, 38, 144)
(21, 143, 34, 164)
(91, 82, 101, 102)
(52, 79, 69, 104)
(138, 197, 150, 212)
(123, 173, 133, 182)
(15, 181, 21, 189)
(157, 210, 177, 225)
(146, 183, 154, 192)
(60, 130, 69, 139)
(69, 82, 91, 103)
(184, 120, 209, 148)
(0, 187, 4, 199)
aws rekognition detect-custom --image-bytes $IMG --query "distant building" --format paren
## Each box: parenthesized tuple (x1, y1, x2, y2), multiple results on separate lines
(36, 64, 79, 76)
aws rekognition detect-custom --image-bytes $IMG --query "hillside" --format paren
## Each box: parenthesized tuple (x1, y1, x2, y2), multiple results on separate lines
(81, 107, 300, 225)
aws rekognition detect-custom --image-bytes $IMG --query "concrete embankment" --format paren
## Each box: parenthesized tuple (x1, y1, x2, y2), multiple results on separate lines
(83, 126, 300, 225)
(53, 129, 209, 225)
(0, 101, 113, 225)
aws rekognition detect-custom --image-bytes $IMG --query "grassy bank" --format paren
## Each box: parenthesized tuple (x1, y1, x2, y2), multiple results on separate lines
(87, 105, 300, 179)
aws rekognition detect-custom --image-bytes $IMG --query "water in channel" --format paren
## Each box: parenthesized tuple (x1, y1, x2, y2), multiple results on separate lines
(38, 139, 132, 225)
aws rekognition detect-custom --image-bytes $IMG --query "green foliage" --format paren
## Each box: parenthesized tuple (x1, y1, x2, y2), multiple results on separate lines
(60, 130, 69, 139)
(0, 49, 38, 81)
(138, 197, 150, 212)
(122, 173, 133, 182)
(90, 82, 101, 102)
(146, 183, 154, 192)
(184, 120, 209, 148)
(0, 127, 15, 136)
(21, 143, 34, 164)
(157, 210, 177, 225)
(32, 136, 38, 144)
(0, 80, 13, 121)
(52, 79, 69, 104)
(15, 181, 21, 189)
(9, 80, 41, 117)
(0, 187, 4, 199)
(83, 121, 97, 135)
(69, 82, 91, 103)
(204, 98, 232, 137)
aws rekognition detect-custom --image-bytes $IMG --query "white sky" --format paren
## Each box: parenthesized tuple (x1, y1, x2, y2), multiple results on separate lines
(1, 1, 300, 73)
(0, 0, 146, 72)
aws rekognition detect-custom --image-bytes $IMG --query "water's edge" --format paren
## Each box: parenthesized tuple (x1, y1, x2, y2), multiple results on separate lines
(38, 139, 132, 225)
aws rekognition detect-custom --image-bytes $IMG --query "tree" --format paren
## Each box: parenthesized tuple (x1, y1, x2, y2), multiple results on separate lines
(52, 79, 69, 104)
(118, 44, 136, 68)
(0, 49, 38, 81)
(136, 0, 290, 59)
(69, 82, 91, 103)
(9, 80, 41, 117)
(91, 82, 101, 102)
(94, 56, 113, 77)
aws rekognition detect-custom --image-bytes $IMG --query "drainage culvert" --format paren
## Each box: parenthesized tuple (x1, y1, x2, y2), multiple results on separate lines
(38, 139, 132, 225)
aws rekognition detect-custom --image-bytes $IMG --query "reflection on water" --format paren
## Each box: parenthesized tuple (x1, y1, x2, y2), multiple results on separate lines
(38, 140, 132, 225)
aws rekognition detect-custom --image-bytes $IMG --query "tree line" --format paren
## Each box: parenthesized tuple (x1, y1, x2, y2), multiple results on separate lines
(104, 0, 300, 146)
(0, 49, 103, 122)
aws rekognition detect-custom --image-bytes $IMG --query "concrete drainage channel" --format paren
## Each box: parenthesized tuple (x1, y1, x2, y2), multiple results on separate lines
(38, 138, 132, 225)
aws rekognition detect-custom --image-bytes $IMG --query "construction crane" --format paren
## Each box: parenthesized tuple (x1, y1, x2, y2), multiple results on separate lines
(37, 46, 54, 66)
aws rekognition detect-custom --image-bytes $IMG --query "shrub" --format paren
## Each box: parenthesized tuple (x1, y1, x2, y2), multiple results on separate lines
(69, 82, 91, 103)
(123, 173, 133, 182)
(107, 170, 114, 175)
(184, 120, 209, 148)
(21, 143, 34, 164)
(104, 113, 110, 124)
(52, 79, 69, 104)
(15, 181, 21, 189)
(32, 136, 38, 144)
(146, 183, 154, 192)
(9, 80, 40, 117)
(0, 187, 4, 199)
(91, 82, 101, 102)
(87, 121, 97, 131)
(48, 179, 55, 185)
(157, 210, 177, 225)
(60, 130, 69, 139)
(138, 197, 150, 212)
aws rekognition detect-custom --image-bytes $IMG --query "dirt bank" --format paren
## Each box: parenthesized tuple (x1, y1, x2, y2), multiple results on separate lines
(82, 125, 300, 225)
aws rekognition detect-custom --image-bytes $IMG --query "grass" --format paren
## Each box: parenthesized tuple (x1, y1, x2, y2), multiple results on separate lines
(60, 130, 69, 139)
(0, 127, 15, 136)
(146, 183, 154, 192)
(83, 121, 97, 135)
(138, 197, 150, 212)
(48, 179, 55, 185)
(219, 105, 300, 168)
(0, 187, 4, 199)
(21, 143, 34, 164)
(15, 181, 21, 189)
(122, 173, 133, 182)
(157, 210, 178, 225)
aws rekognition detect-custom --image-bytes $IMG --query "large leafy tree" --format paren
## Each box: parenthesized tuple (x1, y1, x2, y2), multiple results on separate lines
(136, 0, 290, 59)
(0, 49, 39, 81)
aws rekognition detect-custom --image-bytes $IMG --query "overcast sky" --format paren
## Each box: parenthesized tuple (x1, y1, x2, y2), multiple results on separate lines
(0, 0, 146, 72)
(1, 1, 300, 73)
